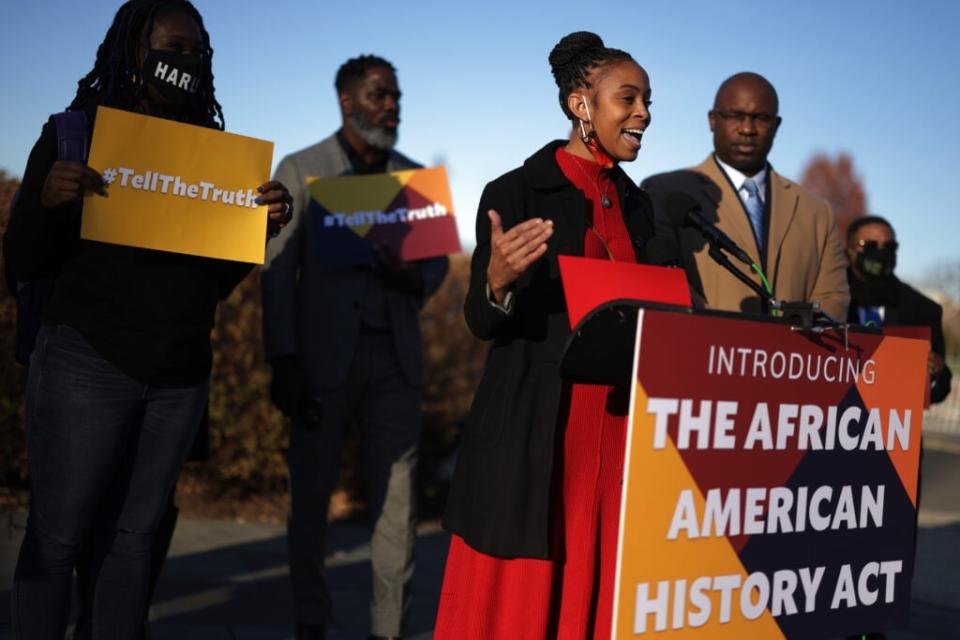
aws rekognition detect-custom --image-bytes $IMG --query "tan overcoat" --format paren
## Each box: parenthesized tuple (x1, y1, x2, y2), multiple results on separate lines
(643, 154, 850, 320)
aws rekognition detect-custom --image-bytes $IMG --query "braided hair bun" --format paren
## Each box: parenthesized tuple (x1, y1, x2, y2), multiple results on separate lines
(548, 31, 604, 74)
(548, 31, 632, 120)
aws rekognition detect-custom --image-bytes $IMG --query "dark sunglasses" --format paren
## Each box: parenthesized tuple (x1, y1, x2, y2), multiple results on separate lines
(853, 239, 899, 252)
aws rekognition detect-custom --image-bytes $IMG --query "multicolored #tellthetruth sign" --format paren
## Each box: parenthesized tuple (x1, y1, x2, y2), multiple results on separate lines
(613, 309, 926, 638)
(307, 166, 461, 265)
(82, 106, 274, 264)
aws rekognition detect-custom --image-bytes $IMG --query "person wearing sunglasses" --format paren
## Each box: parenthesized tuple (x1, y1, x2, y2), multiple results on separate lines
(846, 216, 952, 403)
(643, 72, 849, 321)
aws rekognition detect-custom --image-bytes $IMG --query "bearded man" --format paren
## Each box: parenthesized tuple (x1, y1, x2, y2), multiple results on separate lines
(262, 55, 449, 640)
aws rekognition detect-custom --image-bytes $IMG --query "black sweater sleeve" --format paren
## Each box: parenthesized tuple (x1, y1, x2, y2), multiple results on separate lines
(3, 119, 81, 281)
(464, 178, 519, 341)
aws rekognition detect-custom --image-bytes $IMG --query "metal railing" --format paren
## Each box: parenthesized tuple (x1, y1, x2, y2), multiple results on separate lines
(924, 379, 960, 438)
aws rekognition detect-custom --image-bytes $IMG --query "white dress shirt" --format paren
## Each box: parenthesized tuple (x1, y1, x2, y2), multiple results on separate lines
(715, 154, 768, 207)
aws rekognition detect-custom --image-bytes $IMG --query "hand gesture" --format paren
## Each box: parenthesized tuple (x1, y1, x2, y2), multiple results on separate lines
(40, 161, 104, 209)
(257, 180, 294, 238)
(485, 210, 553, 303)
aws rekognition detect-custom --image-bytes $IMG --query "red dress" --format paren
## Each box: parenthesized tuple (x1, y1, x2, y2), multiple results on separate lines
(435, 148, 636, 639)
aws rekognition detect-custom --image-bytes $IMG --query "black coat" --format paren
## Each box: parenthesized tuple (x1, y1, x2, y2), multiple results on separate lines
(847, 275, 953, 404)
(441, 141, 656, 558)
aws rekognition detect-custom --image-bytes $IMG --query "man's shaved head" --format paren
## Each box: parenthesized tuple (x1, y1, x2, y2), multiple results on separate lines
(713, 72, 779, 113)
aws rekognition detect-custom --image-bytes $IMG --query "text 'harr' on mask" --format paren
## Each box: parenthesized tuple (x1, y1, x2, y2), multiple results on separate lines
(142, 49, 203, 105)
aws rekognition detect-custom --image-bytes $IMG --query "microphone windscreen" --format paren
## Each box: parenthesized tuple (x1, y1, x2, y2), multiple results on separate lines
(644, 236, 680, 266)
(664, 192, 701, 227)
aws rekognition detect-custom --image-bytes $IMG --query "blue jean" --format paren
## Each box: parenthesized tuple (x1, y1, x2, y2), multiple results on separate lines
(11, 325, 208, 640)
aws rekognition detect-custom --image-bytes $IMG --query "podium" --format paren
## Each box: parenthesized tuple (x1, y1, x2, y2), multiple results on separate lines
(557, 257, 928, 639)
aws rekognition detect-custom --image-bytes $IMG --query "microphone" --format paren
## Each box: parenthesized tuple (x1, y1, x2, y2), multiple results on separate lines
(664, 192, 754, 267)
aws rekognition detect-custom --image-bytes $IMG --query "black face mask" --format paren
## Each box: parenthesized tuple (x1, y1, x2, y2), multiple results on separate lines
(142, 49, 203, 105)
(849, 245, 899, 307)
(855, 245, 897, 281)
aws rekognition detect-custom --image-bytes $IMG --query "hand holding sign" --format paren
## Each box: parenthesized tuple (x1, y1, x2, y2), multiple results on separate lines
(41, 161, 106, 209)
(257, 179, 293, 238)
(486, 209, 554, 304)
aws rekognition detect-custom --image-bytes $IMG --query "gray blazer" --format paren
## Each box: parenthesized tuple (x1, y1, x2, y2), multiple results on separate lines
(262, 133, 449, 390)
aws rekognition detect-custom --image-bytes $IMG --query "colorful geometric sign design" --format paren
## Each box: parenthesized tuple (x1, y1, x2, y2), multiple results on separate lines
(307, 166, 461, 265)
(83, 106, 273, 264)
(613, 309, 927, 638)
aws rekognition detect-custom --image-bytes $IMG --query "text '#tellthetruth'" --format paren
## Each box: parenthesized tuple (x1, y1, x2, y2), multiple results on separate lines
(323, 203, 450, 228)
(100, 166, 260, 209)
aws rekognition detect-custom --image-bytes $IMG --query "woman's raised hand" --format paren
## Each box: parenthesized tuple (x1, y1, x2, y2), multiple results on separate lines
(485, 209, 553, 304)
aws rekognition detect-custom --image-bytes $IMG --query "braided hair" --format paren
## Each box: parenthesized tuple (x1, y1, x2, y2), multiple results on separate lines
(548, 31, 633, 121)
(335, 55, 396, 93)
(68, 0, 224, 130)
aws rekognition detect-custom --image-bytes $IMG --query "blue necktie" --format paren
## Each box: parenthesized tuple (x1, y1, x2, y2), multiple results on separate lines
(858, 305, 883, 327)
(742, 178, 765, 255)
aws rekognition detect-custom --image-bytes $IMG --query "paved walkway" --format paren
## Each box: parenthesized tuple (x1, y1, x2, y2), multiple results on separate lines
(2, 438, 959, 638)
(0, 517, 445, 639)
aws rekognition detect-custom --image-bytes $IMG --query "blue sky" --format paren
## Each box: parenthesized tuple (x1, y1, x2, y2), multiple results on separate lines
(2, 0, 958, 282)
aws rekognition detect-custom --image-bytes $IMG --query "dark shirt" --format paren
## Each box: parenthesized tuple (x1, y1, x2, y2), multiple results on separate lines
(846, 270, 953, 404)
(3, 113, 252, 384)
(334, 129, 390, 329)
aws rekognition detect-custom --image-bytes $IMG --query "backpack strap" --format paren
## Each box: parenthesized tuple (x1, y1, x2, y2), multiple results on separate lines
(5, 110, 92, 365)
(52, 110, 90, 163)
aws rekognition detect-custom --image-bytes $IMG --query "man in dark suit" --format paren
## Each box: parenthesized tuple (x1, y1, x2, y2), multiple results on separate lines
(846, 215, 952, 403)
(262, 55, 449, 640)
(642, 72, 849, 320)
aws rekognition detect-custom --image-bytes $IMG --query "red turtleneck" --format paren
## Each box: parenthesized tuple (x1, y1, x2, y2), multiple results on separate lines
(554, 147, 635, 262)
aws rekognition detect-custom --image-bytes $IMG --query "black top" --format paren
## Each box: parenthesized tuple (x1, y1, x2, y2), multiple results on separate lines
(441, 140, 656, 558)
(3, 112, 252, 384)
(847, 271, 953, 404)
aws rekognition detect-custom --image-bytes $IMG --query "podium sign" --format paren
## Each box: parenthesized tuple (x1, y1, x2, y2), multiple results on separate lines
(613, 309, 927, 638)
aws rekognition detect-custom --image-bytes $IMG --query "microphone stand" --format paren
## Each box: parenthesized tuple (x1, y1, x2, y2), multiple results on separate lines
(705, 241, 839, 334)
(706, 242, 777, 308)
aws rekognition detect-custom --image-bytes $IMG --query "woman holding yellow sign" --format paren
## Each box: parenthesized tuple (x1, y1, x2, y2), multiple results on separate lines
(3, 1, 291, 637)
(436, 32, 659, 638)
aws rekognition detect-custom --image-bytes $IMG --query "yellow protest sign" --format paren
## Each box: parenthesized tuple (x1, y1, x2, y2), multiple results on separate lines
(82, 106, 273, 263)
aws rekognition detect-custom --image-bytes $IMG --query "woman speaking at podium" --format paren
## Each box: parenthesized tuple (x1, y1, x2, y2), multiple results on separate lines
(436, 31, 657, 638)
